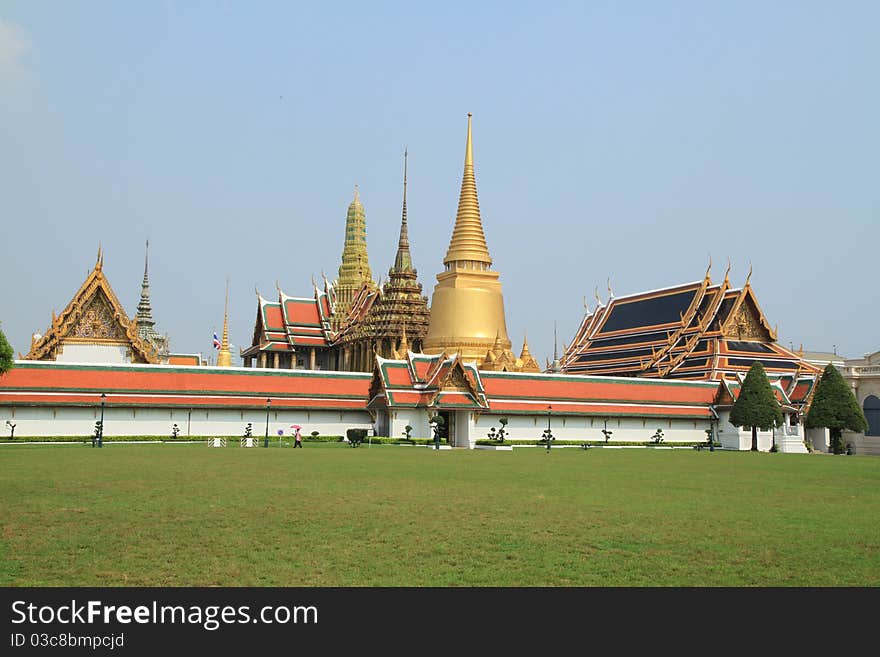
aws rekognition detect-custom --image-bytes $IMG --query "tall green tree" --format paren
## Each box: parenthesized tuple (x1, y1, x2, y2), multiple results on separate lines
(0, 324, 14, 376)
(805, 363, 867, 454)
(729, 362, 783, 451)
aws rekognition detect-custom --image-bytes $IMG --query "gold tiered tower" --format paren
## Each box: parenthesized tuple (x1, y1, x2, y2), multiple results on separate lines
(423, 113, 512, 364)
(216, 282, 232, 367)
(333, 186, 375, 327)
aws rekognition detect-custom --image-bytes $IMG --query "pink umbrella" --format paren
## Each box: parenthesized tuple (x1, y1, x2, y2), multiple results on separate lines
(290, 424, 302, 430)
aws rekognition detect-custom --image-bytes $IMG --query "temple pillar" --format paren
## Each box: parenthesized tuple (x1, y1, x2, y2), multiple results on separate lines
(259, 352, 267, 369)
(273, 352, 279, 369)
(309, 348, 316, 370)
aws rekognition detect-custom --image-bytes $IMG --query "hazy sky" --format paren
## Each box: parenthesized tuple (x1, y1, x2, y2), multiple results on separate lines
(1, 1, 877, 365)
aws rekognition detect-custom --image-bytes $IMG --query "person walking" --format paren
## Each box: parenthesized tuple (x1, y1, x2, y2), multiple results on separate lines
(294, 427, 303, 448)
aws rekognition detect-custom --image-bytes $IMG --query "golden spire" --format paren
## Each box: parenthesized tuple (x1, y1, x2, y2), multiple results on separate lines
(492, 330, 503, 357)
(423, 113, 510, 363)
(443, 113, 492, 266)
(397, 322, 409, 357)
(519, 333, 540, 372)
(217, 280, 232, 367)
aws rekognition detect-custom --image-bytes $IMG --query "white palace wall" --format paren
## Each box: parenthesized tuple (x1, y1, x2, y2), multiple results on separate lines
(0, 405, 374, 439)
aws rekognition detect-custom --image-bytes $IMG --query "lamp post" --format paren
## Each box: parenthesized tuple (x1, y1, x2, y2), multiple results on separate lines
(98, 393, 106, 448)
(264, 398, 271, 448)
(544, 405, 553, 453)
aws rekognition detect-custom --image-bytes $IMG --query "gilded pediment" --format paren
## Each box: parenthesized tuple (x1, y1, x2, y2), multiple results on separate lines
(70, 293, 127, 341)
(724, 296, 771, 342)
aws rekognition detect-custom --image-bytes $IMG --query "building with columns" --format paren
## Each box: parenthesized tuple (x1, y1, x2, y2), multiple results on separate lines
(839, 350, 880, 455)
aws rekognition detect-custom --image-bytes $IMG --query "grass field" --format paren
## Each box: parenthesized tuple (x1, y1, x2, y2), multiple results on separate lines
(1, 443, 878, 586)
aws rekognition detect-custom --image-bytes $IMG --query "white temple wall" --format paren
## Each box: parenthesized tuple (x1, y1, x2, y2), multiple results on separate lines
(472, 413, 711, 444)
(55, 344, 130, 363)
(716, 411, 809, 453)
(387, 409, 432, 440)
(0, 405, 373, 439)
(5, 403, 822, 452)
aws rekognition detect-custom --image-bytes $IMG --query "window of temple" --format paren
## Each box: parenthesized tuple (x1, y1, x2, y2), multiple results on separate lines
(865, 395, 880, 436)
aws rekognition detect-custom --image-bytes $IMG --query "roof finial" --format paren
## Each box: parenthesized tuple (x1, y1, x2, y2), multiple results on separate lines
(705, 254, 712, 282)
(393, 147, 413, 272)
(520, 332, 533, 358)
(397, 321, 409, 357)
(135, 239, 157, 336)
(607, 277, 614, 299)
(745, 262, 753, 287)
(217, 279, 232, 367)
(594, 285, 602, 307)
(96, 243, 103, 270)
(724, 257, 731, 285)
(554, 321, 559, 361)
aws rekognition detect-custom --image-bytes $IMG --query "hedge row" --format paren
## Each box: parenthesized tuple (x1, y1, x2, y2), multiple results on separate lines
(475, 439, 719, 448)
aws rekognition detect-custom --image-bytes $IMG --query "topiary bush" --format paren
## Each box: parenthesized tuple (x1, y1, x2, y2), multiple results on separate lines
(346, 428, 368, 447)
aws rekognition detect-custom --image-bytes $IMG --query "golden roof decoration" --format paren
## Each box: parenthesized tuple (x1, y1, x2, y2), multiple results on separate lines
(25, 252, 158, 363)
(443, 113, 492, 266)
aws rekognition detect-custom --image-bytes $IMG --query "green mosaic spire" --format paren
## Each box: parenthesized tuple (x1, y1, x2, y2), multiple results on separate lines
(335, 186, 374, 313)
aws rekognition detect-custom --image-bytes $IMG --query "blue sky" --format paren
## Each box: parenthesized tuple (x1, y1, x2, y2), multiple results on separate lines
(1, 1, 877, 364)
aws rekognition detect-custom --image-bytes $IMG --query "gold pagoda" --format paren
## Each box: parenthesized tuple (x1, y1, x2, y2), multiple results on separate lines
(332, 187, 376, 328)
(423, 113, 519, 367)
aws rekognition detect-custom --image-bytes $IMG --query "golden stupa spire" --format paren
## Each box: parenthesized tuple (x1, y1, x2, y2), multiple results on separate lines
(520, 333, 533, 359)
(444, 113, 491, 266)
(217, 279, 232, 367)
(423, 113, 510, 364)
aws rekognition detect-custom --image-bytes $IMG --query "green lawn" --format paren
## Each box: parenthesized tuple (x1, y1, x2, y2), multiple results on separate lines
(1, 444, 878, 586)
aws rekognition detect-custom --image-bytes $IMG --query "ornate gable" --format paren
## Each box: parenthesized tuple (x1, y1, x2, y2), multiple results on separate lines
(429, 358, 488, 408)
(722, 290, 774, 342)
(25, 251, 158, 363)
(72, 292, 128, 340)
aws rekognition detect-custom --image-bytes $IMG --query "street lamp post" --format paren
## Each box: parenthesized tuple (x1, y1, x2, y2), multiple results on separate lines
(264, 398, 271, 448)
(98, 393, 106, 448)
(543, 405, 554, 453)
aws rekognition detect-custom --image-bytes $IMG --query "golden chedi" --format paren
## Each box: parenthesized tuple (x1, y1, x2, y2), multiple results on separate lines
(216, 281, 233, 367)
(423, 113, 512, 364)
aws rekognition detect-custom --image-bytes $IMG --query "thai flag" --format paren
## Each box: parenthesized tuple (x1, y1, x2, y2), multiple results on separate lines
(213, 332, 221, 349)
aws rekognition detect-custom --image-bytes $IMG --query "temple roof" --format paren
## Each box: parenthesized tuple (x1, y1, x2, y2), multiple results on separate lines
(244, 284, 336, 356)
(1, 361, 371, 412)
(561, 267, 820, 381)
(369, 351, 487, 409)
(25, 249, 159, 364)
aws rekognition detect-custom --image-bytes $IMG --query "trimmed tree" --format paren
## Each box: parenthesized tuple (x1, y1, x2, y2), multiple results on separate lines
(805, 363, 867, 454)
(729, 362, 783, 451)
(0, 324, 13, 376)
